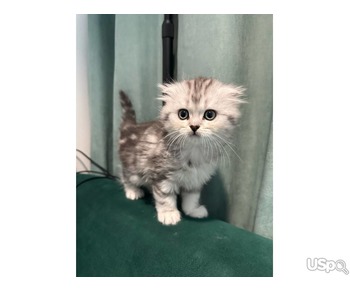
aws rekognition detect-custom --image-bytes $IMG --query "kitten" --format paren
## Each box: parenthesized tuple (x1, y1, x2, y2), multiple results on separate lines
(118, 77, 244, 225)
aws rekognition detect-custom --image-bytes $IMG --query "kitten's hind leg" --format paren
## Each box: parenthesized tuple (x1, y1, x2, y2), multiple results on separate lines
(121, 172, 144, 200)
(153, 182, 181, 225)
(181, 191, 208, 218)
(124, 183, 144, 200)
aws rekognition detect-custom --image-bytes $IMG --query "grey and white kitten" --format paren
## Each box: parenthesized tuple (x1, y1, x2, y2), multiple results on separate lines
(118, 77, 244, 225)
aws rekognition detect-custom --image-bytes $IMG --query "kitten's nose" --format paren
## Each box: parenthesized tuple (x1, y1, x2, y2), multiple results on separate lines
(190, 125, 200, 133)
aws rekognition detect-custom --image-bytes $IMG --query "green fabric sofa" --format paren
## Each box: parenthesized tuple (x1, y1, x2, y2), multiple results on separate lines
(76, 174, 273, 277)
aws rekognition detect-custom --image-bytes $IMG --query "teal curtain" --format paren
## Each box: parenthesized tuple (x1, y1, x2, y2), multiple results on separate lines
(86, 14, 273, 239)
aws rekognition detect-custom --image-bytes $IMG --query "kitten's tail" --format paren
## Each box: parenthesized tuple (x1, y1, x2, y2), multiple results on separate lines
(119, 90, 136, 125)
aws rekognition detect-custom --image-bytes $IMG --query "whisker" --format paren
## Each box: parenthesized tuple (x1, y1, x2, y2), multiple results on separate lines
(210, 135, 230, 168)
(179, 133, 187, 158)
(209, 136, 217, 165)
(203, 136, 212, 164)
(219, 136, 239, 149)
(166, 132, 183, 152)
(160, 130, 179, 142)
(212, 133, 243, 162)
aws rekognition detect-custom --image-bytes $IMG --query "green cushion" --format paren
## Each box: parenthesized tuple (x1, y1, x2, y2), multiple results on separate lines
(76, 174, 273, 277)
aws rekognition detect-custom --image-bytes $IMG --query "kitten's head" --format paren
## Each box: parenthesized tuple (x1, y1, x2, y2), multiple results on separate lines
(158, 77, 245, 143)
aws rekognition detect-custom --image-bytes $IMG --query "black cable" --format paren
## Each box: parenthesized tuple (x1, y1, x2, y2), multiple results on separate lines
(76, 176, 111, 188)
(76, 155, 88, 171)
(77, 170, 112, 176)
(76, 149, 120, 188)
(76, 149, 111, 176)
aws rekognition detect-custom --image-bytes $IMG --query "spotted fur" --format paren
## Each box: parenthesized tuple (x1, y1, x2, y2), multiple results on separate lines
(118, 77, 245, 225)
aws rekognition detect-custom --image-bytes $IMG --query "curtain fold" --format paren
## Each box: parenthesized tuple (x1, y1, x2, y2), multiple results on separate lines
(86, 14, 273, 239)
(87, 14, 116, 171)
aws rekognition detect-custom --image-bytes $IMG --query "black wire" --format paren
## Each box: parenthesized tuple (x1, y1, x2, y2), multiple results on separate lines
(76, 149, 112, 176)
(76, 155, 88, 171)
(76, 176, 111, 188)
(77, 170, 102, 175)
(76, 149, 120, 188)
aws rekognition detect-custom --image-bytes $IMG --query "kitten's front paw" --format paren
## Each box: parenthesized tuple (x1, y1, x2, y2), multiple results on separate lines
(157, 210, 181, 225)
(185, 205, 208, 218)
(125, 187, 144, 200)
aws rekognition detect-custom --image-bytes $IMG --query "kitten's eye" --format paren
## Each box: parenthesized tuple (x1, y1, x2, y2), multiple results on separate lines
(204, 110, 216, 121)
(178, 109, 189, 120)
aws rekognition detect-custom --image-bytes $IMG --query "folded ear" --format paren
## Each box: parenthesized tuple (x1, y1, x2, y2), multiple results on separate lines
(226, 85, 247, 104)
(157, 84, 167, 101)
(157, 83, 174, 102)
(157, 83, 174, 94)
(157, 83, 167, 93)
(156, 95, 167, 102)
(156, 84, 164, 102)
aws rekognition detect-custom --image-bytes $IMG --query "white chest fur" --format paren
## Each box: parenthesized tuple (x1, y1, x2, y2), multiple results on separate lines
(171, 161, 217, 191)
(170, 141, 218, 191)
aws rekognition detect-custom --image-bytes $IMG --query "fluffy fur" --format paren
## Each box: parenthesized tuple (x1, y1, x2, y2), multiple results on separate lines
(118, 77, 244, 225)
